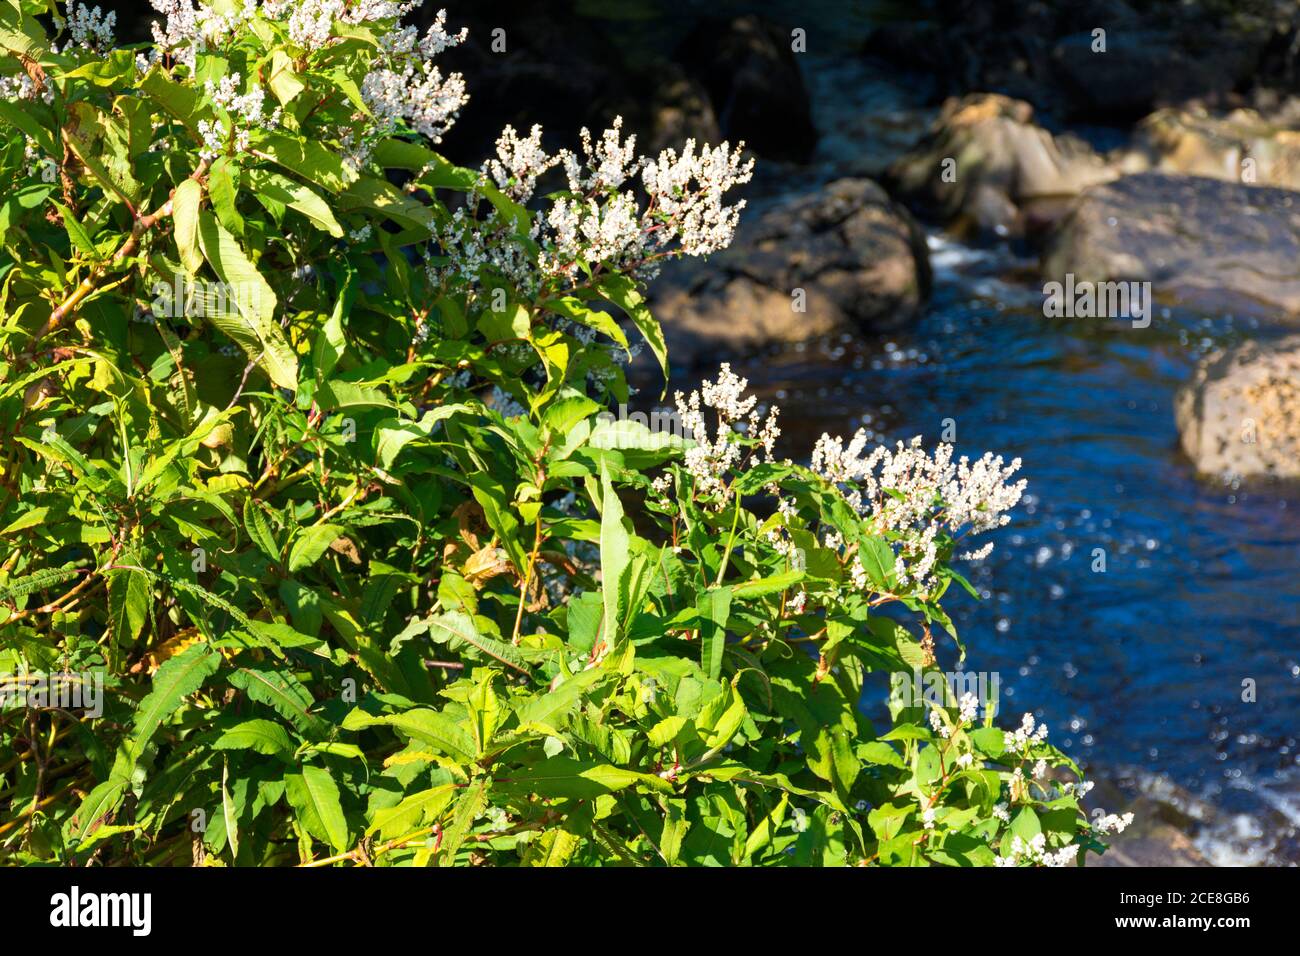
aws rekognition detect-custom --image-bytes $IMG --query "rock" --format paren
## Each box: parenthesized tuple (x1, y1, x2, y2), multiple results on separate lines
(885, 93, 1117, 238)
(1096, 817, 1211, 867)
(649, 179, 930, 369)
(1174, 336, 1300, 479)
(1042, 172, 1300, 318)
(1051, 28, 1261, 123)
(675, 15, 817, 163)
(645, 64, 721, 155)
(862, 1, 1291, 122)
(1087, 779, 1211, 867)
(1125, 102, 1300, 190)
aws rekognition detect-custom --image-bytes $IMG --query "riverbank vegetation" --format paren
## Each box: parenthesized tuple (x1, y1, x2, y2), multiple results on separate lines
(0, 1, 1120, 866)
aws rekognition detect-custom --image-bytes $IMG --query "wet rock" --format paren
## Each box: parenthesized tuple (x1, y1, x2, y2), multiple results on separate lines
(675, 14, 817, 163)
(649, 179, 930, 370)
(1174, 335, 1300, 479)
(1041, 172, 1300, 318)
(885, 93, 1117, 239)
(1125, 102, 1300, 190)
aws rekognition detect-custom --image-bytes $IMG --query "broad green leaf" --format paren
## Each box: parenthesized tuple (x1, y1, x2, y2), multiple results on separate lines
(696, 586, 732, 681)
(172, 178, 204, 274)
(196, 210, 298, 389)
(284, 765, 349, 852)
(288, 524, 345, 572)
(214, 719, 294, 756)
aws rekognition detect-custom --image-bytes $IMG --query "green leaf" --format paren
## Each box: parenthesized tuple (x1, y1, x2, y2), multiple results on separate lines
(0, 100, 57, 158)
(522, 827, 581, 867)
(253, 132, 355, 194)
(857, 536, 896, 591)
(284, 765, 349, 852)
(229, 666, 325, 736)
(696, 587, 733, 681)
(313, 266, 355, 383)
(427, 610, 535, 675)
(119, 643, 221, 773)
(54, 202, 98, 258)
(171, 178, 204, 274)
(247, 168, 344, 237)
(731, 570, 803, 601)
(267, 50, 305, 106)
(288, 524, 344, 572)
(494, 757, 671, 799)
(599, 460, 630, 657)
(594, 273, 668, 389)
(0, 564, 81, 602)
(368, 783, 457, 837)
(106, 567, 150, 645)
(342, 707, 476, 762)
(196, 210, 298, 389)
(221, 758, 240, 861)
(743, 792, 789, 861)
(436, 780, 487, 865)
(243, 498, 280, 563)
(214, 719, 294, 756)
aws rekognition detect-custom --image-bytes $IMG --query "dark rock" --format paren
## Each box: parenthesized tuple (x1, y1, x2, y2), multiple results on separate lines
(676, 15, 817, 163)
(1051, 28, 1261, 123)
(1042, 172, 1300, 317)
(862, 0, 1293, 122)
(649, 179, 930, 370)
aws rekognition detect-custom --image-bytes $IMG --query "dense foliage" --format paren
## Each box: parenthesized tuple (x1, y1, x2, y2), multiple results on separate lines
(0, 0, 1120, 866)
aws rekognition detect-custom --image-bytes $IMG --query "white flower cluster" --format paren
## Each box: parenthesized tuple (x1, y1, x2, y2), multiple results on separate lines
(994, 834, 1081, 867)
(672, 364, 780, 507)
(23, 140, 57, 183)
(58, 1, 116, 53)
(1003, 712, 1049, 755)
(148, 0, 259, 69)
(483, 124, 560, 202)
(197, 73, 280, 159)
(0, 73, 52, 104)
(812, 433, 1025, 588)
(426, 205, 544, 298)
(928, 691, 981, 743)
(1092, 810, 1135, 834)
(351, 7, 468, 162)
(641, 140, 755, 257)
(448, 116, 751, 290)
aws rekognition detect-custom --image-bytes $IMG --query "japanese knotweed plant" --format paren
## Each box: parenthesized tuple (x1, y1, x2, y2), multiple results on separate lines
(0, 0, 1123, 866)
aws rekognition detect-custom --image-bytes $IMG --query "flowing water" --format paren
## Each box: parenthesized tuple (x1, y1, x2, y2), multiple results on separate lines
(752, 40, 1300, 864)
(738, 236, 1300, 865)
(599, 2, 1300, 863)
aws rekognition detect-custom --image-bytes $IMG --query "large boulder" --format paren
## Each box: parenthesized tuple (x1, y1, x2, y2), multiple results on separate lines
(1042, 172, 1300, 317)
(1174, 336, 1300, 479)
(885, 93, 1117, 238)
(675, 14, 817, 163)
(1050, 28, 1261, 122)
(862, 0, 1292, 122)
(649, 178, 930, 369)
